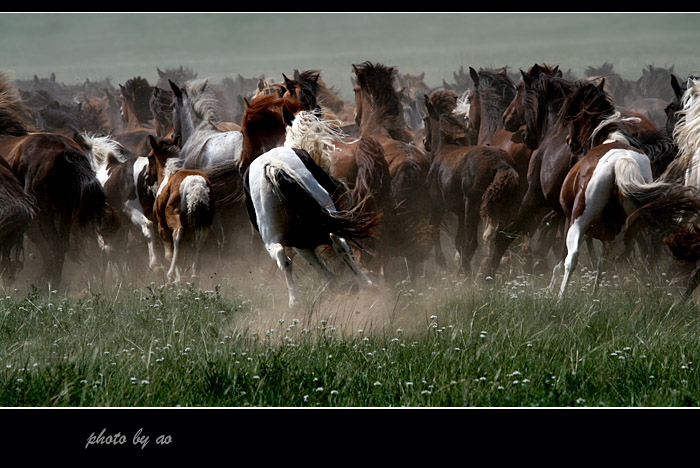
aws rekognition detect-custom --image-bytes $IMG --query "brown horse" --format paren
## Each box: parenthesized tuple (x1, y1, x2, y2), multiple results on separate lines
(146, 135, 215, 283)
(0, 157, 37, 284)
(552, 79, 700, 297)
(346, 61, 435, 280)
(423, 89, 521, 276)
(0, 72, 117, 287)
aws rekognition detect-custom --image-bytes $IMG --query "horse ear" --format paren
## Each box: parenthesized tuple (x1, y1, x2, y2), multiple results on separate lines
(598, 78, 606, 91)
(243, 97, 251, 109)
(671, 74, 682, 98)
(147, 134, 159, 152)
(168, 79, 181, 98)
(469, 67, 479, 86)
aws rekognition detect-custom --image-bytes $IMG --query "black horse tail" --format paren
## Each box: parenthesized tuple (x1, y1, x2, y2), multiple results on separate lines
(481, 163, 520, 228)
(264, 161, 378, 245)
(55, 150, 109, 226)
(202, 159, 246, 209)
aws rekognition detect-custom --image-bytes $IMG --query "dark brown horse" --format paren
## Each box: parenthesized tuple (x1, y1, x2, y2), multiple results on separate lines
(0, 72, 117, 287)
(423, 89, 521, 276)
(0, 157, 36, 284)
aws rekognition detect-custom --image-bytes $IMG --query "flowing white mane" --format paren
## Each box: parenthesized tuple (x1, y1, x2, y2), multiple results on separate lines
(673, 77, 700, 187)
(79, 133, 130, 171)
(283, 110, 347, 172)
(453, 89, 471, 119)
(592, 110, 639, 146)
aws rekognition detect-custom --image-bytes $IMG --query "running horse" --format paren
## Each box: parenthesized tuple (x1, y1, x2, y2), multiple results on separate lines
(169, 78, 244, 170)
(662, 76, 700, 300)
(0, 157, 37, 284)
(423, 89, 521, 276)
(244, 143, 378, 308)
(345, 61, 435, 280)
(75, 132, 160, 277)
(0, 72, 117, 288)
(146, 135, 215, 283)
(551, 78, 700, 297)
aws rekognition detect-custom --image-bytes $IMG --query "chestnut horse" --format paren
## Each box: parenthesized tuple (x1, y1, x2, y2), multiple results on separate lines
(423, 89, 520, 276)
(347, 61, 434, 280)
(0, 72, 116, 287)
(146, 135, 215, 283)
(551, 79, 700, 297)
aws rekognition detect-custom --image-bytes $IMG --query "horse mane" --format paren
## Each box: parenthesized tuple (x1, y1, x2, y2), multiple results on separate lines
(78, 133, 132, 171)
(352, 61, 411, 142)
(673, 77, 700, 166)
(427, 89, 471, 145)
(150, 86, 173, 135)
(285, 69, 321, 111)
(474, 67, 517, 127)
(0, 71, 36, 136)
(283, 110, 345, 172)
(183, 78, 222, 124)
(122, 76, 153, 123)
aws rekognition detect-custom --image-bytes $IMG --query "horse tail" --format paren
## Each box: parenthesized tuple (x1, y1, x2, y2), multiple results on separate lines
(202, 159, 245, 209)
(55, 150, 109, 226)
(664, 223, 700, 263)
(263, 161, 378, 243)
(480, 164, 520, 228)
(180, 174, 215, 231)
(389, 158, 435, 259)
(615, 153, 700, 238)
(351, 137, 392, 216)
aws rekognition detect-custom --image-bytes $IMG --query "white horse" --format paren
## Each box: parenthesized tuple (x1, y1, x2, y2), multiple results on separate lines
(169, 78, 244, 170)
(75, 133, 160, 274)
(244, 111, 375, 308)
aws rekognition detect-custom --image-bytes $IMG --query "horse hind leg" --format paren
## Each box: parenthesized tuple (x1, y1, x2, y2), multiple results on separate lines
(328, 233, 373, 287)
(167, 226, 184, 283)
(267, 242, 300, 308)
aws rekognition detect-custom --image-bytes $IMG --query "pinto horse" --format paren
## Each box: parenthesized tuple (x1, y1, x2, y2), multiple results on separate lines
(423, 89, 521, 275)
(146, 135, 215, 283)
(75, 133, 160, 276)
(551, 79, 700, 297)
(0, 72, 117, 287)
(244, 145, 377, 308)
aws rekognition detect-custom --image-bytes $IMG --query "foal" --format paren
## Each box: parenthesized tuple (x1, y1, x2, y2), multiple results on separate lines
(146, 135, 215, 283)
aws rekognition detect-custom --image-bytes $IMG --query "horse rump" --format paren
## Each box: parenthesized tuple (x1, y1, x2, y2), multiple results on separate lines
(263, 161, 378, 246)
(180, 174, 215, 231)
(480, 164, 520, 228)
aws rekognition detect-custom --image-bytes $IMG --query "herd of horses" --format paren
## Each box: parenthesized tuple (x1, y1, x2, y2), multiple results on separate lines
(2, 61, 700, 307)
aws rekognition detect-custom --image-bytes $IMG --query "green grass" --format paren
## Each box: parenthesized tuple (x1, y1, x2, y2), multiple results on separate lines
(2, 256, 700, 407)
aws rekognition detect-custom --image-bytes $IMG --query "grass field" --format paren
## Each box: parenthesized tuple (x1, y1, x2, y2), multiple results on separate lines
(2, 243, 699, 408)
